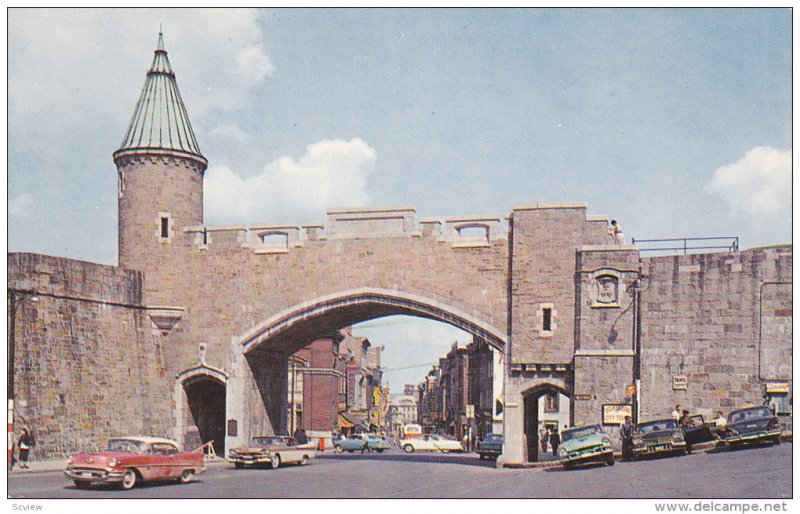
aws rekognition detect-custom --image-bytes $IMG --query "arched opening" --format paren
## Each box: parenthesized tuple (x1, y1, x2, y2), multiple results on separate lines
(522, 384, 572, 462)
(229, 288, 507, 450)
(183, 375, 227, 456)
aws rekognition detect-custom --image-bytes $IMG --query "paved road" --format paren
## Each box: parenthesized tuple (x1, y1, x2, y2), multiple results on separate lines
(7, 443, 791, 499)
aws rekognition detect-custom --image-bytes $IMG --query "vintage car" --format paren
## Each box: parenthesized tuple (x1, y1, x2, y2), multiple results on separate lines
(681, 414, 719, 451)
(632, 419, 687, 458)
(557, 425, 614, 469)
(476, 433, 503, 460)
(365, 434, 391, 452)
(333, 434, 368, 453)
(64, 436, 205, 490)
(723, 406, 782, 447)
(400, 433, 464, 453)
(228, 435, 315, 469)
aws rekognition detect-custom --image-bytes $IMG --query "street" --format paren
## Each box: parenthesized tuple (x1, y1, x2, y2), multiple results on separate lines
(7, 442, 791, 499)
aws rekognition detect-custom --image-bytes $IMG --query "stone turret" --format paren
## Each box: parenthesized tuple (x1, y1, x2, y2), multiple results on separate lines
(114, 32, 207, 272)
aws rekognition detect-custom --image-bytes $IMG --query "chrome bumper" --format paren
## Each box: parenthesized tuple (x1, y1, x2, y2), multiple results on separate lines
(633, 440, 686, 454)
(228, 455, 274, 465)
(726, 429, 781, 443)
(561, 446, 612, 463)
(64, 468, 126, 483)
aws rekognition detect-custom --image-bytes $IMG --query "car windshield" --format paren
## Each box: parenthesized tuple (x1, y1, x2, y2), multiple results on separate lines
(729, 407, 772, 424)
(107, 439, 147, 453)
(253, 437, 284, 446)
(483, 434, 503, 442)
(561, 426, 601, 441)
(638, 420, 678, 433)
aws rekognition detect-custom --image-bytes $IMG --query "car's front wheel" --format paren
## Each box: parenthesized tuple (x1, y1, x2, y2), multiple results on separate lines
(120, 470, 137, 490)
(403, 444, 414, 453)
(178, 470, 193, 484)
(605, 454, 615, 466)
(234, 462, 244, 469)
(73, 480, 91, 489)
(334, 445, 343, 453)
(300, 455, 310, 466)
(270, 455, 281, 469)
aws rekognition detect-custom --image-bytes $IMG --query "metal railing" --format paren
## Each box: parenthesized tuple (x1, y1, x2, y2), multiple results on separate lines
(631, 236, 739, 254)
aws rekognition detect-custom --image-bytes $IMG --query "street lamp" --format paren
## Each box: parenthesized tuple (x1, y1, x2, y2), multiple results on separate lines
(8, 289, 39, 470)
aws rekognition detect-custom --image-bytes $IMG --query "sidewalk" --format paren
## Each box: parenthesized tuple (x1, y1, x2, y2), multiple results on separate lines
(9, 457, 230, 475)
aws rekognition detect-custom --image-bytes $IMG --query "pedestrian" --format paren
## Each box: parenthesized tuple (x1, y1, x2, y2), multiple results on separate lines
(672, 404, 682, 421)
(540, 426, 549, 453)
(620, 416, 635, 461)
(17, 428, 34, 469)
(609, 220, 625, 245)
(711, 411, 728, 439)
(678, 409, 692, 428)
(549, 428, 560, 456)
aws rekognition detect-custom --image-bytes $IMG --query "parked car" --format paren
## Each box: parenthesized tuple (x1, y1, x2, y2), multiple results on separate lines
(681, 414, 718, 451)
(228, 436, 315, 469)
(632, 418, 687, 459)
(400, 434, 464, 453)
(64, 436, 205, 490)
(723, 406, 782, 447)
(476, 433, 503, 460)
(557, 424, 615, 469)
(333, 434, 369, 453)
(365, 434, 391, 452)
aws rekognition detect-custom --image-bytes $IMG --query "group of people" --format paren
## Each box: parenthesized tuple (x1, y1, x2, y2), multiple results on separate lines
(619, 404, 732, 461)
(538, 425, 561, 456)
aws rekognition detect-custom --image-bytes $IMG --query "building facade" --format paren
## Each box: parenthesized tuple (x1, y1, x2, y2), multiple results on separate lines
(7, 35, 792, 465)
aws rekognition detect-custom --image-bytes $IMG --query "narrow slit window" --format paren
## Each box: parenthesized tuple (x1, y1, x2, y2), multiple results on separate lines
(160, 217, 169, 238)
(542, 307, 552, 332)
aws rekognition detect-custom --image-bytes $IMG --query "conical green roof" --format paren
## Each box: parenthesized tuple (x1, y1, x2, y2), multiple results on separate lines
(114, 33, 207, 168)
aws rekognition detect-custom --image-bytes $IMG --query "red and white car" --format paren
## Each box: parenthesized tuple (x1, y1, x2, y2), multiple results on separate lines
(64, 436, 205, 490)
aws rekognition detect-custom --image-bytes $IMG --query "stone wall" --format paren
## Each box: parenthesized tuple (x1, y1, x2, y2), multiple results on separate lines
(8, 253, 171, 458)
(638, 246, 792, 429)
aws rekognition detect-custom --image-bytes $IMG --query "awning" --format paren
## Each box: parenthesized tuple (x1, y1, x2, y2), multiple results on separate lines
(338, 413, 356, 429)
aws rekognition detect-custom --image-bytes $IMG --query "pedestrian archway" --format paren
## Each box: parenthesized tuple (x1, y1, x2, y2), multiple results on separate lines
(522, 383, 572, 462)
(178, 365, 228, 456)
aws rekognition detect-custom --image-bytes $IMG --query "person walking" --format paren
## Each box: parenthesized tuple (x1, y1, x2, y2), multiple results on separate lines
(540, 426, 549, 453)
(549, 428, 560, 456)
(620, 416, 635, 461)
(17, 429, 34, 469)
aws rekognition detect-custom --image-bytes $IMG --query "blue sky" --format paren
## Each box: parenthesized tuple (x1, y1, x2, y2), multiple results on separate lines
(7, 8, 792, 392)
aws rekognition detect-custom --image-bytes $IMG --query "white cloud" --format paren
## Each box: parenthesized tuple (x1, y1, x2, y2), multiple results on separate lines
(204, 138, 376, 224)
(210, 124, 251, 143)
(9, 194, 34, 217)
(8, 8, 271, 125)
(706, 146, 791, 217)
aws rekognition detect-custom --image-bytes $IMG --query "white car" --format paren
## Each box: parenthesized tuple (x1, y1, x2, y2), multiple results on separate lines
(400, 434, 464, 453)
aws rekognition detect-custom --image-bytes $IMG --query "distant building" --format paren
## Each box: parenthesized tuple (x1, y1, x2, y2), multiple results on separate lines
(387, 394, 419, 435)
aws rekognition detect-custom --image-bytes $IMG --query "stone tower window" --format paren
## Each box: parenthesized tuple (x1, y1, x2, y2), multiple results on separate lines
(537, 303, 556, 337)
(160, 217, 169, 238)
(157, 212, 172, 243)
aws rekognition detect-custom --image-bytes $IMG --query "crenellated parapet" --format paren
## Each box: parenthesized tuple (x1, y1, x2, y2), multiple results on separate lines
(184, 206, 509, 253)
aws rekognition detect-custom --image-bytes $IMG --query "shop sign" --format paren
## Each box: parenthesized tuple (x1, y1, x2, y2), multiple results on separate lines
(672, 375, 688, 390)
(574, 393, 593, 401)
(466, 404, 475, 419)
(602, 404, 632, 425)
(766, 383, 790, 394)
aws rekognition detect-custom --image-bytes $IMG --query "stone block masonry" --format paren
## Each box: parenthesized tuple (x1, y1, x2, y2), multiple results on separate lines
(8, 253, 172, 459)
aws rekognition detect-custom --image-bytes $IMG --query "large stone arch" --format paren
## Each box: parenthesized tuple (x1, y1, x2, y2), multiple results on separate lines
(226, 288, 508, 450)
(238, 287, 507, 356)
(175, 364, 228, 455)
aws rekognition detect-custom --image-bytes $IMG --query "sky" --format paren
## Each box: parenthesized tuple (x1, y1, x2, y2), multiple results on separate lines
(6, 8, 793, 393)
